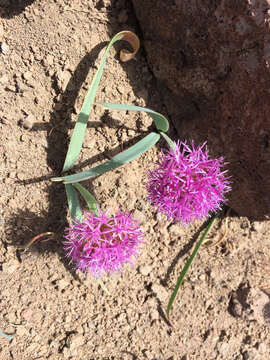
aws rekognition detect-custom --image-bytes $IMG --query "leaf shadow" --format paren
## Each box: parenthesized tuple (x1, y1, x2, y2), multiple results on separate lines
(160, 211, 226, 287)
(3, 208, 82, 283)
(3, 43, 108, 280)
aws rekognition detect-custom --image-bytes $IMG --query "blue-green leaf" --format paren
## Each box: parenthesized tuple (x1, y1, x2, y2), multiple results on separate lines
(99, 102, 169, 133)
(160, 132, 177, 151)
(62, 31, 140, 173)
(52, 132, 160, 184)
(73, 183, 98, 216)
(166, 213, 217, 318)
(65, 184, 82, 222)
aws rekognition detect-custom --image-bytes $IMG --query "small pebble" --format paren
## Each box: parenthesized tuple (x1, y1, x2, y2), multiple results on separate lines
(139, 265, 152, 276)
(150, 309, 159, 320)
(251, 221, 264, 233)
(87, 321, 96, 329)
(20, 134, 27, 142)
(168, 224, 183, 236)
(56, 70, 71, 92)
(21, 308, 33, 321)
(1, 42, 9, 54)
(58, 279, 70, 291)
(23, 71, 32, 81)
(69, 334, 85, 352)
(20, 114, 35, 129)
(117, 85, 125, 94)
(5, 84, 16, 92)
(152, 284, 167, 302)
(127, 129, 136, 137)
(16, 326, 28, 337)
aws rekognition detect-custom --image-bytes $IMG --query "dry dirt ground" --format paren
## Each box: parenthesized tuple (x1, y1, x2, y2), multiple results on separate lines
(0, 1, 270, 359)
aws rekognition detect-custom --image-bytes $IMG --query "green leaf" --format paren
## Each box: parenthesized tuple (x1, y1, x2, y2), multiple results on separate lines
(166, 213, 217, 318)
(52, 132, 160, 184)
(99, 102, 169, 133)
(65, 184, 82, 222)
(62, 31, 140, 173)
(160, 132, 177, 151)
(73, 183, 98, 216)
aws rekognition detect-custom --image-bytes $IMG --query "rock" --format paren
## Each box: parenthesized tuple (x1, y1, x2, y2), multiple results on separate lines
(139, 265, 152, 276)
(57, 279, 70, 291)
(69, 334, 85, 353)
(16, 326, 28, 337)
(127, 129, 136, 137)
(19, 114, 35, 129)
(21, 308, 33, 321)
(132, 0, 270, 219)
(56, 70, 71, 92)
(23, 71, 32, 81)
(20, 134, 27, 142)
(116, 84, 125, 94)
(218, 342, 230, 357)
(152, 283, 167, 302)
(1, 42, 9, 54)
(168, 224, 183, 236)
(251, 221, 264, 233)
(150, 309, 159, 320)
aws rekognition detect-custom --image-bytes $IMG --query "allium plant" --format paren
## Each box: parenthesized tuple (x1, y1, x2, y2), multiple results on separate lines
(64, 210, 143, 278)
(147, 141, 231, 224)
(47, 31, 231, 316)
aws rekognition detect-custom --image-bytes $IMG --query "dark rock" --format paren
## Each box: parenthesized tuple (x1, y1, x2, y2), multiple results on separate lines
(132, 0, 270, 219)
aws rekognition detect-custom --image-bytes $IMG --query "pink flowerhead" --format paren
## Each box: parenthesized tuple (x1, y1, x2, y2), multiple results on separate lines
(146, 141, 231, 224)
(64, 210, 143, 278)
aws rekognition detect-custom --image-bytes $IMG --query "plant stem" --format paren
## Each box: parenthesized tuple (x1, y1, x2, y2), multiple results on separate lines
(166, 213, 217, 318)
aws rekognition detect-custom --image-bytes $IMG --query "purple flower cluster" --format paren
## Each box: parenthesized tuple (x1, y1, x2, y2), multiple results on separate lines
(146, 141, 231, 224)
(64, 210, 143, 277)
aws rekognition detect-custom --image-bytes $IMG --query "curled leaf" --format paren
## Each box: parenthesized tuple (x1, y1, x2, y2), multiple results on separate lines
(62, 31, 140, 173)
(118, 31, 140, 62)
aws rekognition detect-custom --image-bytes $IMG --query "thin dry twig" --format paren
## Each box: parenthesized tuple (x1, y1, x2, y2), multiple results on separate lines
(17, 232, 54, 250)
(203, 208, 231, 248)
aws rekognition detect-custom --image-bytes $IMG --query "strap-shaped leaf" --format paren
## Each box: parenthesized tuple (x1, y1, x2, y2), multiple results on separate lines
(62, 31, 140, 173)
(65, 184, 82, 222)
(99, 102, 169, 133)
(73, 183, 98, 216)
(52, 132, 160, 184)
(166, 213, 217, 318)
(160, 132, 177, 151)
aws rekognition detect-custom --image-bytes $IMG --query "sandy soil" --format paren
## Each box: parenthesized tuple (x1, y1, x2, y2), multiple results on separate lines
(0, 1, 270, 359)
